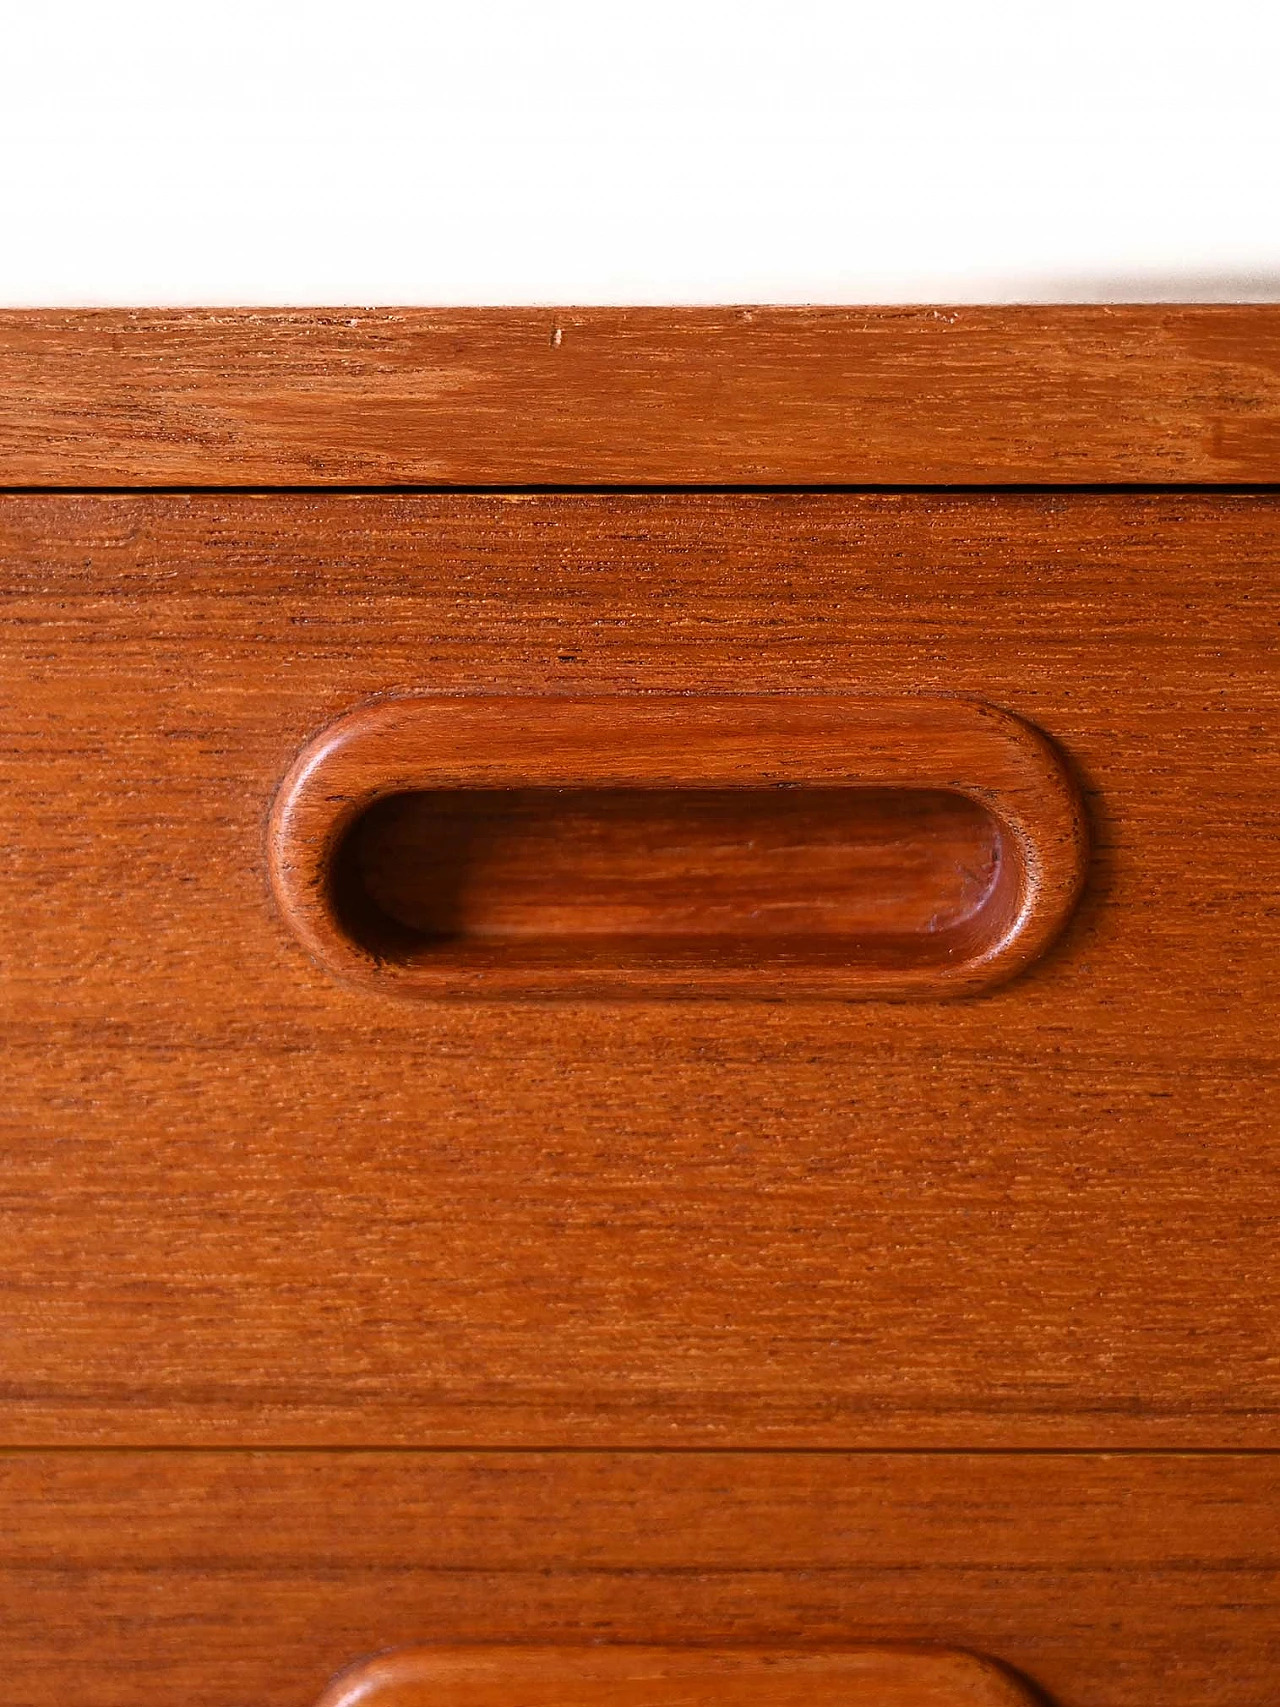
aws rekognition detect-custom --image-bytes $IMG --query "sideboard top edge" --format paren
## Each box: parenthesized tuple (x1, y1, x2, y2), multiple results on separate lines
(2, 305, 1277, 485)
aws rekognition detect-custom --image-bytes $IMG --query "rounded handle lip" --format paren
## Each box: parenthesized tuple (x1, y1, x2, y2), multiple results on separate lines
(310, 1643, 1046, 1707)
(268, 693, 1088, 1001)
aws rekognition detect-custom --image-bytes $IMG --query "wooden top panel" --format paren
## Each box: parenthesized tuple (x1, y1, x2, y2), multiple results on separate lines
(0, 306, 1278, 486)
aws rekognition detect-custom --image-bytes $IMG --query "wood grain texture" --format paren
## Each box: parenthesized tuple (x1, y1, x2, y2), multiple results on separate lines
(267, 694, 1086, 999)
(1, 492, 1277, 1446)
(311, 1645, 1040, 1707)
(347, 784, 1003, 963)
(1, 307, 1279, 486)
(2, 1450, 1278, 1707)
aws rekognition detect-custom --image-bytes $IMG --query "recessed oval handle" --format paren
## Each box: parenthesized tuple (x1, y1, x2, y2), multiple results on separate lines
(312, 1644, 1045, 1707)
(268, 695, 1087, 1000)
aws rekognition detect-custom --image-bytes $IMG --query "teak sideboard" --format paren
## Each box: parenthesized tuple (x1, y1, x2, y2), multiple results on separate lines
(1, 307, 1277, 1706)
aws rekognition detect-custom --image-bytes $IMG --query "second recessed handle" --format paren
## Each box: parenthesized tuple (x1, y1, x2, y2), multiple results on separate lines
(312, 1643, 1045, 1707)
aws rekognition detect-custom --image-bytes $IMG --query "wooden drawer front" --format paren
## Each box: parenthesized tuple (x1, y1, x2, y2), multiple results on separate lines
(1, 491, 1277, 1446)
(4, 1450, 1279, 1707)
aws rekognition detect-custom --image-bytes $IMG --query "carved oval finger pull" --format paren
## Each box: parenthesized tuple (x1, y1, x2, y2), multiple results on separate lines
(270, 695, 1088, 1001)
(313, 1645, 1047, 1707)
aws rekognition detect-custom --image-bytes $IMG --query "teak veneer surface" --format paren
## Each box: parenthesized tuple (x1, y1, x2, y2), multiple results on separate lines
(2, 491, 1276, 1446)
(3, 1450, 1279, 1707)
(2, 306, 1280, 485)
(3, 307, 1279, 1706)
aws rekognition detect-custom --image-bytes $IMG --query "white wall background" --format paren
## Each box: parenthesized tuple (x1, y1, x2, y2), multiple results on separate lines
(2, 0, 1278, 305)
